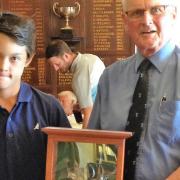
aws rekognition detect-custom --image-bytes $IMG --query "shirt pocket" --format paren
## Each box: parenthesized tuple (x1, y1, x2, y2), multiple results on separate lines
(156, 100, 180, 144)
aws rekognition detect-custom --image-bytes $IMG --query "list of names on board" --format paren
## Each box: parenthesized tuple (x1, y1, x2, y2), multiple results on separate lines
(86, 0, 127, 53)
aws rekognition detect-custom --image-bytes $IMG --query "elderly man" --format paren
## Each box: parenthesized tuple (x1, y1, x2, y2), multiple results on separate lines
(88, 0, 180, 179)
(58, 90, 82, 128)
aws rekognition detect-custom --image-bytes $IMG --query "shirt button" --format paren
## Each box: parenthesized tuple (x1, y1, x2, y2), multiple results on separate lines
(8, 133, 14, 138)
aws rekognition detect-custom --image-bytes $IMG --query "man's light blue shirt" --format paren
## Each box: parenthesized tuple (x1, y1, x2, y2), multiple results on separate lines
(88, 41, 180, 180)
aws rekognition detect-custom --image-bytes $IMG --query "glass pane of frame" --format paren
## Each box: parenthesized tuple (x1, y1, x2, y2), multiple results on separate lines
(55, 142, 117, 180)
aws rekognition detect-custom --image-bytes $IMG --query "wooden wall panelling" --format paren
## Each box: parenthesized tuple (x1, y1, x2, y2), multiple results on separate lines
(1, 0, 134, 96)
(84, 0, 134, 66)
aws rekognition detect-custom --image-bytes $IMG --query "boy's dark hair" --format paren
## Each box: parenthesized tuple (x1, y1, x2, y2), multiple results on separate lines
(45, 40, 72, 59)
(0, 12, 36, 58)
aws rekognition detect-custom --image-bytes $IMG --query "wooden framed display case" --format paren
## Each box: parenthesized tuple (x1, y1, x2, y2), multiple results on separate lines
(42, 127, 132, 180)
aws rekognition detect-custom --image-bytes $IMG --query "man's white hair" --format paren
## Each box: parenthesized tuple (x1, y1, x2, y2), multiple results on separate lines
(58, 90, 77, 104)
(121, 0, 178, 12)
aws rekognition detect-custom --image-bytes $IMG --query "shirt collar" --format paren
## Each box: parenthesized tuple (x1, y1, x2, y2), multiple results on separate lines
(70, 52, 81, 73)
(17, 82, 32, 103)
(135, 41, 175, 73)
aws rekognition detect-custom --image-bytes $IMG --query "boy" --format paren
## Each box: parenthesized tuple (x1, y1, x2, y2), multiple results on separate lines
(0, 12, 70, 180)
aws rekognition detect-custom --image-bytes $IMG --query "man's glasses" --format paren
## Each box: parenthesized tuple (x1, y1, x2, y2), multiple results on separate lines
(125, 5, 174, 20)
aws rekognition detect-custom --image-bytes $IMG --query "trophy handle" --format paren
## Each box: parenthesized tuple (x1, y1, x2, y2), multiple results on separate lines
(74, 2, 80, 17)
(53, 2, 61, 17)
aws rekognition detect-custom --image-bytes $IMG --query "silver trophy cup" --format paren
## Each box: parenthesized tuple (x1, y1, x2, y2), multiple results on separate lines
(53, 1, 80, 30)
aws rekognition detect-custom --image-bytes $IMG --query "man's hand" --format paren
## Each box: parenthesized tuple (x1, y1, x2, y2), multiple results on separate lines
(82, 106, 93, 128)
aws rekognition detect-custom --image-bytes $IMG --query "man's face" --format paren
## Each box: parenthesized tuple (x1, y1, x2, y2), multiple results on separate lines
(122, 0, 177, 56)
(48, 55, 70, 73)
(0, 33, 30, 93)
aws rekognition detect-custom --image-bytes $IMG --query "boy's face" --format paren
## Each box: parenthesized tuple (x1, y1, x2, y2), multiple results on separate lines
(0, 33, 31, 93)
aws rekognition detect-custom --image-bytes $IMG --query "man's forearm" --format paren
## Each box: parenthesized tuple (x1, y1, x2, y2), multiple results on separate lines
(82, 106, 93, 128)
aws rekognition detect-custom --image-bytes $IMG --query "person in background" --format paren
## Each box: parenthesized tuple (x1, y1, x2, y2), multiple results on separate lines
(58, 90, 83, 128)
(88, 0, 180, 179)
(58, 90, 77, 116)
(45, 40, 105, 128)
(0, 12, 70, 180)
